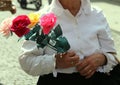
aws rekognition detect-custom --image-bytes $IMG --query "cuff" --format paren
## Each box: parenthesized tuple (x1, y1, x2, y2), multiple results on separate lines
(98, 52, 118, 73)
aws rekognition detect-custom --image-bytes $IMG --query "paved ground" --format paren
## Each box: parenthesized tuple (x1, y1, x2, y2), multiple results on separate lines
(0, 0, 120, 85)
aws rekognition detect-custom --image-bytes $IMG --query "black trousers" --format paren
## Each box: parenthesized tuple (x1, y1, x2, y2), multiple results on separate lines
(37, 64, 120, 85)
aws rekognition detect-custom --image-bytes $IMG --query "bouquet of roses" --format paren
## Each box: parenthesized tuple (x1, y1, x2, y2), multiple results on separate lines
(0, 12, 70, 53)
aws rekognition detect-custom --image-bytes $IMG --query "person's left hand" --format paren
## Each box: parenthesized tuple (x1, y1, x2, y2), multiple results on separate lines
(76, 53, 106, 79)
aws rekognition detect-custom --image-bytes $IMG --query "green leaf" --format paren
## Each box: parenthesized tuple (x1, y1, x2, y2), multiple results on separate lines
(48, 31, 56, 39)
(41, 36, 50, 45)
(23, 24, 41, 40)
(49, 36, 70, 53)
(57, 36, 70, 52)
(53, 24, 62, 38)
(32, 24, 41, 32)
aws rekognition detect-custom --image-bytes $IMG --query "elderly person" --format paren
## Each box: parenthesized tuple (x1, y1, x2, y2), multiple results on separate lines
(19, 0, 120, 85)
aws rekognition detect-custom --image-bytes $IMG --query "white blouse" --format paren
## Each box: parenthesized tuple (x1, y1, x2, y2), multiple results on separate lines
(19, 0, 118, 77)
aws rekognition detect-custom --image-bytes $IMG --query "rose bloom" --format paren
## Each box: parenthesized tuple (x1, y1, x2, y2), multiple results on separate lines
(11, 15, 31, 37)
(0, 17, 14, 38)
(28, 13, 40, 28)
(40, 13, 57, 35)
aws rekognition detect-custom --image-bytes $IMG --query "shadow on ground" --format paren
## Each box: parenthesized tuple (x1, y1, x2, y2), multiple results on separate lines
(91, 0, 120, 6)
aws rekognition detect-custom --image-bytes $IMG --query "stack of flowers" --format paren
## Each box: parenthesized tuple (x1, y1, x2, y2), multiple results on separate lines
(0, 12, 70, 53)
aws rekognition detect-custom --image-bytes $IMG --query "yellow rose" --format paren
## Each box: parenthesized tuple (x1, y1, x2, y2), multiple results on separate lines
(28, 13, 40, 28)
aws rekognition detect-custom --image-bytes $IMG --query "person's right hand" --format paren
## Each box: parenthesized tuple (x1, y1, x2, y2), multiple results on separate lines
(55, 51, 80, 69)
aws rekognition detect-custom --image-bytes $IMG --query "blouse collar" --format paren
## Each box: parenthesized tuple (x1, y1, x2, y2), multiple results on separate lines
(48, 0, 91, 16)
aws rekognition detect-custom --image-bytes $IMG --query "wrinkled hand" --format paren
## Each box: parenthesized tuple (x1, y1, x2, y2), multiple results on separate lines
(76, 53, 106, 79)
(55, 51, 80, 69)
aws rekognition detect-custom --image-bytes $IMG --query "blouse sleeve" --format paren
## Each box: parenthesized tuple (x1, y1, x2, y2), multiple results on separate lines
(18, 40, 56, 76)
(97, 11, 118, 73)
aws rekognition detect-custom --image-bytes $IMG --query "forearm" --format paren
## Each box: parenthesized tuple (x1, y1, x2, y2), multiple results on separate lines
(19, 40, 56, 76)
(19, 53, 56, 76)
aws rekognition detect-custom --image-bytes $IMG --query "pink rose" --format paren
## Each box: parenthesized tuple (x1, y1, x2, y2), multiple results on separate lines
(11, 15, 31, 37)
(0, 17, 14, 38)
(40, 13, 57, 35)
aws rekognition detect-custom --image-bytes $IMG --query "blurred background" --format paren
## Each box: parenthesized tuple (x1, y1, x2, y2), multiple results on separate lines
(0, 0, 120, 85)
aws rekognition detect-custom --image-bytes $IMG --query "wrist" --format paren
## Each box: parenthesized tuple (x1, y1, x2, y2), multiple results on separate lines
(99, 53, 107, 66)
(55, 53, 61, 69)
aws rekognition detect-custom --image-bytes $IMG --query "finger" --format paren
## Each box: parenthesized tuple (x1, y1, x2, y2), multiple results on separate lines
(82, 57, 99, 71)
(85, 70, 95, 79)
(82, 69, 93, 76)
(69, 56, 80, 66)
(67, 51, 76, 57)
(59, 52, 67, 58)
(80, 65, 92, 75)
(76, 60, 88, 71)
(69, 55, 79, 62)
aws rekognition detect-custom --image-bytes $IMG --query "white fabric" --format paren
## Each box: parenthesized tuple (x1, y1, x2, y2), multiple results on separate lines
(19, 41, 56, 76)
(19, 0, 118, 77)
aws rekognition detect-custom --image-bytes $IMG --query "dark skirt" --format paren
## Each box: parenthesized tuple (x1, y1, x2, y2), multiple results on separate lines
(37, 64, 120, 85)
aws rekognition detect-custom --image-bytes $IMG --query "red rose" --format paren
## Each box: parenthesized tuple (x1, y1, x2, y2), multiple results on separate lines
(11, 15, 31, 37)
(40, 13, 57, 35)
